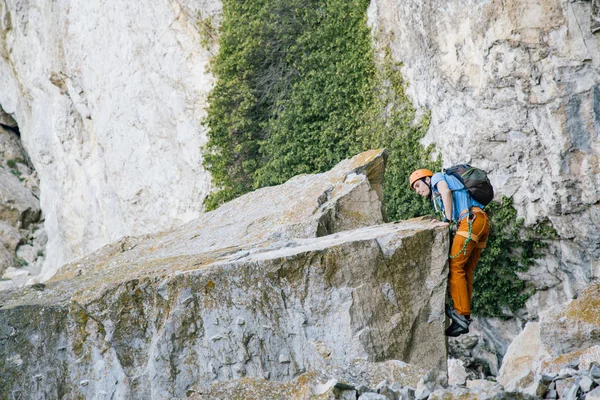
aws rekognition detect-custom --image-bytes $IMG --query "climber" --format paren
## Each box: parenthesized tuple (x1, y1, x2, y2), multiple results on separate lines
(409, 168, 491, 337)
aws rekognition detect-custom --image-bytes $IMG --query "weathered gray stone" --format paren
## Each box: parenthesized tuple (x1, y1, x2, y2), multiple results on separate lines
(360, 393, 388, 400)
(0, 222, 22, 253)
(0, 168, 40, 229)
(497, 322, 550, 393)
(338, 389, 358, 400)
(0, 151, 449, 399)
(591, 364, 600, 379)
(0, 126, 24, 164)
(466, 380, 498, 391)
(588, 386, 600, 400)
(448, 359, 468, 386)
(555, 378, 578, 399)
(377, 380, 397, 400)
(16, 244, 37, 265)
(398, 387, 416, 400)
(368, 0, 600, 322)
(0, 245, 13, 275)
(415, 370, 437, 400)
(358, 385, 376, 395)
(0, 0, 220, 280)
(430, 387, 538, 400)
(540, 284, 600, 357)
(545, 389, 558, 399)
(1, 267, 29, 280)
(562, 381, 579, 400)
(580, 375, 595, 393)
(0, 105, 17, 128)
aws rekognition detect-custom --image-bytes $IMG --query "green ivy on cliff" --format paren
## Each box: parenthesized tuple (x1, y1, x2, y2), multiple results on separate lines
(471, 196, 558, 318)
(202, 0, 439, 220)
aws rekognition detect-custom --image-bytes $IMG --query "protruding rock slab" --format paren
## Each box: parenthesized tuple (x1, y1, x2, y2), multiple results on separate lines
(0, 220, 448, 399)
(0, 150, 449, 399)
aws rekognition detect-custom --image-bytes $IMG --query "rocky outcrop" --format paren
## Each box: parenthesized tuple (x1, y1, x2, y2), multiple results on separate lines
(369, 0, 600, 319)
(0, 0, 220, 279)
(0, 151, 450, 399)
(495, 284, 600, 398)
(0, 124, 45, 285)
(497, 322, 550, 396)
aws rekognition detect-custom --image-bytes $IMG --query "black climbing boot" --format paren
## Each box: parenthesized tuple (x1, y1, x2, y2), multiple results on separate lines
(446, 304, 471, 336)
(445, 320, 469, 337)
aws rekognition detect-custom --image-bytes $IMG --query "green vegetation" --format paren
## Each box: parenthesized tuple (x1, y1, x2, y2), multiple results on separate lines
(202, 0, 439, 219)
(472, 196, 558, 317)
(6, 158, 25, 181)
(13, 256, 28, 267)
(201, 0, 552, 316)
(197, 12, 219, 50)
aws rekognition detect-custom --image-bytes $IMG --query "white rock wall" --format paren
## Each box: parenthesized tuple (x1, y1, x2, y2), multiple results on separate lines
(369, 0, 600, 316)
(0, 0, 220, 279)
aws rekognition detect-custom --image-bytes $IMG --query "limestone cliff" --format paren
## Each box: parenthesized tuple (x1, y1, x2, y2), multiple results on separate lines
(369, 0, 600, 318)
(0, 0, 219, 279)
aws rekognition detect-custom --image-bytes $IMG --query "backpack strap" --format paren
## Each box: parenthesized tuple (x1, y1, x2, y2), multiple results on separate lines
(443, 173, 474, 218)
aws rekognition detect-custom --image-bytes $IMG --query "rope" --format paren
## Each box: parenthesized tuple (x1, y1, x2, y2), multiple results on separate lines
(449, 216, 473, 259)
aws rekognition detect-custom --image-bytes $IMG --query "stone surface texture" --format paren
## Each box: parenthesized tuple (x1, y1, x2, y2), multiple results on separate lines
(540, 283, 600, 358)
(0, 0, 220, 279)
(188, 361, 428, 399)
(0, 151, 450, 399)
(368, 0, 600, 319)
(0, 125, 45, 283)
(447, 358, 467, 387)
(497, 322, 550, 393)
(496, 284, 600, 396)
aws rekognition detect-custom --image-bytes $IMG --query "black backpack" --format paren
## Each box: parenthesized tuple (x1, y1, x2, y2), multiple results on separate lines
(444, 164, 494, 206)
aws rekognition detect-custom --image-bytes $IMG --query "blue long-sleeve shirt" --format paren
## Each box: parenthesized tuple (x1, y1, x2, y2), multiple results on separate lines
(431, 172, 484, 222)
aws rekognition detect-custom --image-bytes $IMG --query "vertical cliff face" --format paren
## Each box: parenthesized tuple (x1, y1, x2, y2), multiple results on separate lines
(0, 0, 220, 279)
(369, 0, 600, 315)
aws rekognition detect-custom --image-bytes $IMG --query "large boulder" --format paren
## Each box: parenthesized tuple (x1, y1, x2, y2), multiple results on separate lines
(496, 322, 550, 396)
(0, 150, 450, 399)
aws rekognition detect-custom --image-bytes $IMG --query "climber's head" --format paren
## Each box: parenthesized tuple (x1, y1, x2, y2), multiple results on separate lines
(409, 169, 433, 198)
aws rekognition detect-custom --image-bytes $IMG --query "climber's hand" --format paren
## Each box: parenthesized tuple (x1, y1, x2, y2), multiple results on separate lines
(430, 219, 450, 228)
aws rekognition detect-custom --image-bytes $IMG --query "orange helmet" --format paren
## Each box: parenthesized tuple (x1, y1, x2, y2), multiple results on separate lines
(409, 169, 433, 190)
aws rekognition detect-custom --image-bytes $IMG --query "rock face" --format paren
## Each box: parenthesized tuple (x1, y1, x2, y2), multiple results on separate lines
(369, 0, 600, 317)
(0, 0, 220, 279)
(496, 322, 550, 395)
(0, 125, 45, 284)
(0, 151, 450, 399)
(540, 283, 600, 362)
(1, 0, 597, 307)
(496, 284, 600, 397)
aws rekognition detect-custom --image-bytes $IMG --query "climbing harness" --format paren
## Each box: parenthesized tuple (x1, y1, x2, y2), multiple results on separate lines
(449, 213, 474, 259)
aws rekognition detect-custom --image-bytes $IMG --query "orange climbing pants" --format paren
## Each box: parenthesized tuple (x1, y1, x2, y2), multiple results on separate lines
(449, 207, 490, 316)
